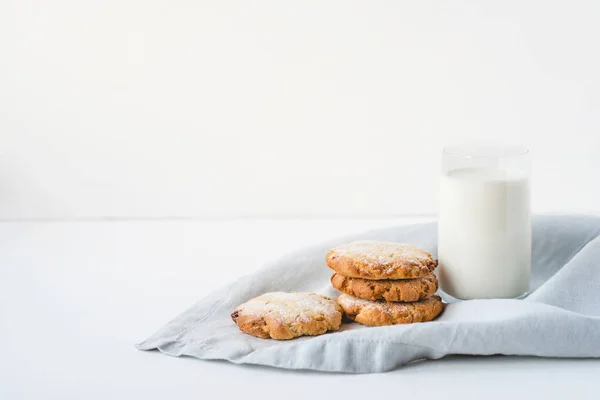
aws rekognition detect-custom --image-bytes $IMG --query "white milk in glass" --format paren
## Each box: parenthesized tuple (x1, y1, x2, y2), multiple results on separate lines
(438, 167, 531, 299)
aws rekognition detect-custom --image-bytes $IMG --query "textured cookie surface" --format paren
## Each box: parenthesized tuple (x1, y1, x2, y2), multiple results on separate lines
(231, 292, 343, 340)
(326, 241, 438, 280)
(337, 294, 444, 326)
(331, 273, 438, 302)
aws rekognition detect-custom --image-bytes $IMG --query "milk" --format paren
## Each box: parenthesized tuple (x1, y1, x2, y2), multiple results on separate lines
(438, 167, 531, 299)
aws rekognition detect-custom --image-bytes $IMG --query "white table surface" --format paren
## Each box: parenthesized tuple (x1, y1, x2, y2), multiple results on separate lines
(1, 218, 599, 399)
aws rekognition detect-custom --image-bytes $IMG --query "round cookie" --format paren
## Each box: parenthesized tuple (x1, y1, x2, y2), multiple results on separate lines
(326, 241, 438, 280)
(337, 294, 444, 326)
(231, 292, 343, 340)
(331, 272, 438, 302)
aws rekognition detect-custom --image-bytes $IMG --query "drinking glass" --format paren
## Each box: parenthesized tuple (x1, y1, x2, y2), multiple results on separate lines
(438, 146, 531, 300)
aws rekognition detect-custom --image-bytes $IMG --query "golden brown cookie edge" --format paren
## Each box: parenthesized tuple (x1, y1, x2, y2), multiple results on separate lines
(331, 273, 438, 302)
(337, 294, 444, 326)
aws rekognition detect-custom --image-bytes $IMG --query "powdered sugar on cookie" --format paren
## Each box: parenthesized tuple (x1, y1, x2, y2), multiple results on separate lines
(326, 241, 437, 280)
(231, 292, 343, 339)
(237, 292, 340, 323)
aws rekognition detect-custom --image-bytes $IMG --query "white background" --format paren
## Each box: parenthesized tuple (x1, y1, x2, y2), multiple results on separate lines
(1, 0, 599, 219)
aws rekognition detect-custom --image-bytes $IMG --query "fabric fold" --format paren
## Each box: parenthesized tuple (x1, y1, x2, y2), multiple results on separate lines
(137, 215, 600, 373)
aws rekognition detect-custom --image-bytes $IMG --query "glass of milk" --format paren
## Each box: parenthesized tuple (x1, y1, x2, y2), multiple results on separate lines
(438, 146, 531, 300)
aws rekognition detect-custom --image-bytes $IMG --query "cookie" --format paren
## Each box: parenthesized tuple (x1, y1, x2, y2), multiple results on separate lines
(331, 272, 438, 302)
(337, 294, 444, 326)
(326, 241, 438, 280)
(231, 292, 343, 340)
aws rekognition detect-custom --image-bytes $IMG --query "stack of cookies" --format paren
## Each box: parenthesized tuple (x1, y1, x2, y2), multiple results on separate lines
(230, 240, 444, 340)
(327, 241, 444, 326)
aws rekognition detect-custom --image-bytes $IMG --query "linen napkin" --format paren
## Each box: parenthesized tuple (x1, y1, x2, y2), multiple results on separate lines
(137, 215, 600, 373)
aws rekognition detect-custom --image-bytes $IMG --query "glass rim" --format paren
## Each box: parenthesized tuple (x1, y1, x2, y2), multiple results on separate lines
(443, 145, 529, 158)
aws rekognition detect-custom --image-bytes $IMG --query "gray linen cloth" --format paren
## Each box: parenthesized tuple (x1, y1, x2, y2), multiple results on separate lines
(137, 215, 600, 373)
